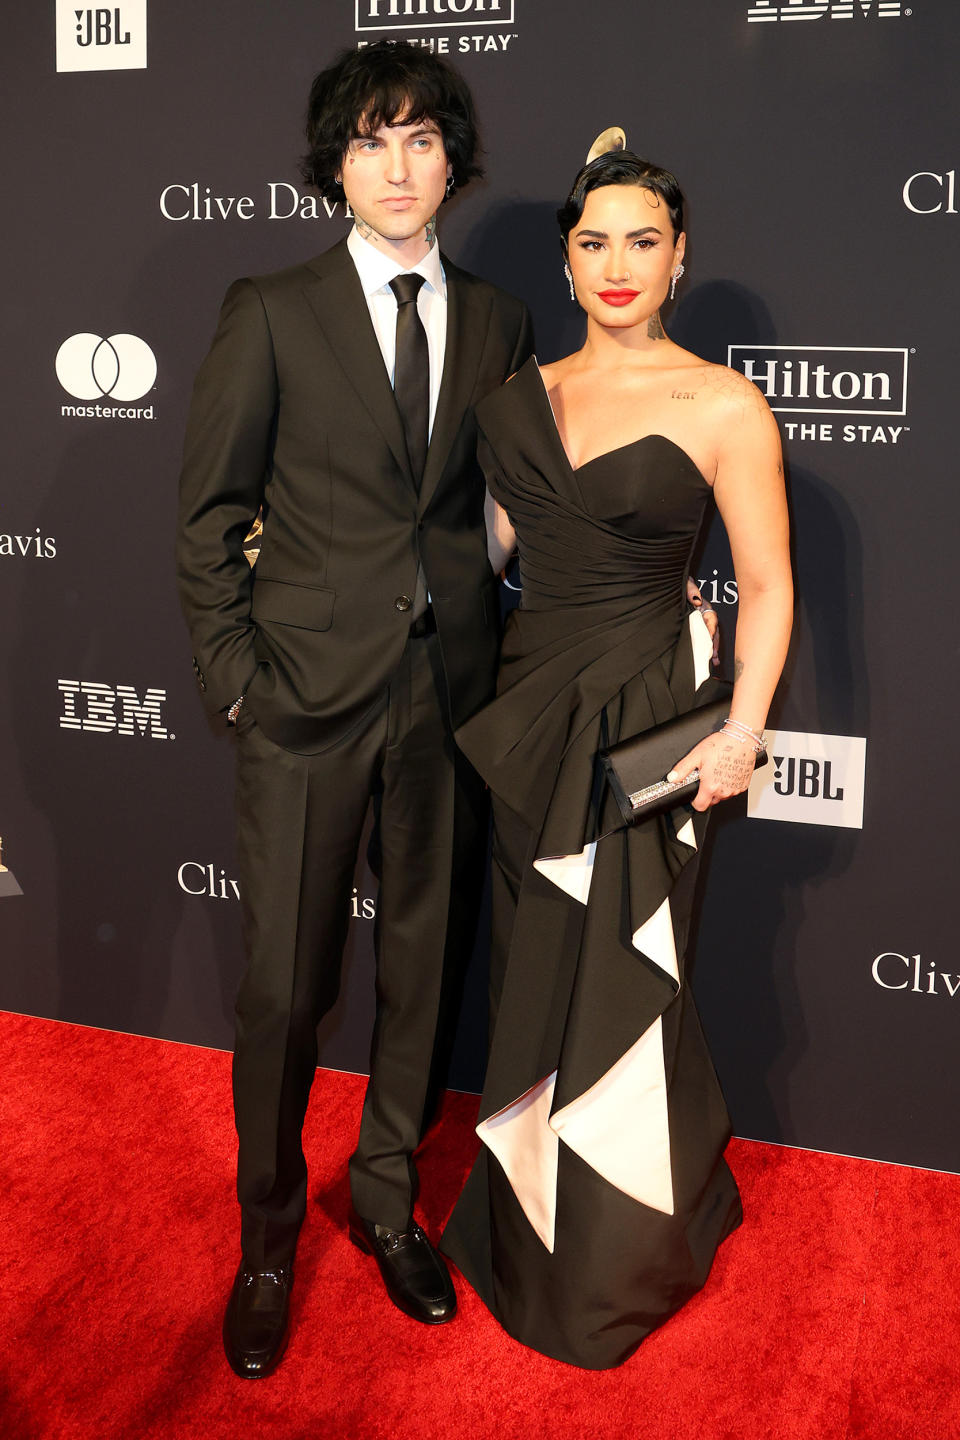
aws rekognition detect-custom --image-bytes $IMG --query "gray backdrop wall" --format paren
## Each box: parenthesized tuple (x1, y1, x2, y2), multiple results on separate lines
(3, 1, 957, 1174)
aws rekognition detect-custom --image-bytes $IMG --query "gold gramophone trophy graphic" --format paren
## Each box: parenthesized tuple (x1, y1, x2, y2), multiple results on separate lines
(0, 833, 23, 898)
(243, 511, 263, 567)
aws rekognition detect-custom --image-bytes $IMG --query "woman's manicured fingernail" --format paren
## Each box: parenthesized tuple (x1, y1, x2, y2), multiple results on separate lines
(667, 770, 679, 783)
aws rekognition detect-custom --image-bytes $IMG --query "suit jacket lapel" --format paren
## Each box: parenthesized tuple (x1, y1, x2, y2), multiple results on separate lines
(302, 241, 413, 487)
(420, 258, 492, 512)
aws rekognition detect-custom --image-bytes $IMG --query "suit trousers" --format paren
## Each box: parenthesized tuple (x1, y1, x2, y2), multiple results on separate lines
(232, 628, 487, 1268)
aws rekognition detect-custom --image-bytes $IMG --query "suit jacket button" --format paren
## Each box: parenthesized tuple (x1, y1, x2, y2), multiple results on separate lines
(394, 595, 413, 612)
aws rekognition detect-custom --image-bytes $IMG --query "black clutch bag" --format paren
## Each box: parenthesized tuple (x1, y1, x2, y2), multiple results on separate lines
(598, 689, 768, 825)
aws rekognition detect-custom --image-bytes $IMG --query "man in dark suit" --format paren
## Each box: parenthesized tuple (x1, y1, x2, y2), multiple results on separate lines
(177, 42, 532, 1378)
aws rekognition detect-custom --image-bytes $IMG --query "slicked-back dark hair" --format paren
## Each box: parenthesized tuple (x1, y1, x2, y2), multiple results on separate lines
(557, 152, 684, 254)
(301, 41, 483, 202)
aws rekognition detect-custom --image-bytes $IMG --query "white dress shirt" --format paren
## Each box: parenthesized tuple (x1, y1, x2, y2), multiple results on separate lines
(346, 224, 447, 439)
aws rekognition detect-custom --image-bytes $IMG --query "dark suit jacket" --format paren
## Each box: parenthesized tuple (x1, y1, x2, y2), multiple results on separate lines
(177, 238, 533, 754)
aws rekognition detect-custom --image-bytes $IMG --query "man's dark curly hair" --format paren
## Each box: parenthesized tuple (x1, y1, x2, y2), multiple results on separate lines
(301, 41, 483, 202)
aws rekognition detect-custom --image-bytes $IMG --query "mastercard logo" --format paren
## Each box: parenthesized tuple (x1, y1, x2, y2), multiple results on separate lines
(55, 333, 157, 402)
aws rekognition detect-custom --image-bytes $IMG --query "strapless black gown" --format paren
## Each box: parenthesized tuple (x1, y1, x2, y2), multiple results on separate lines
(441, 357, 742, 1370)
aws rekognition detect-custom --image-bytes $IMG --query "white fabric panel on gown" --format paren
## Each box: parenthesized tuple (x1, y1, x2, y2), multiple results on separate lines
(476, 613, 716, 1248)
(476, 1073, 560, 1251)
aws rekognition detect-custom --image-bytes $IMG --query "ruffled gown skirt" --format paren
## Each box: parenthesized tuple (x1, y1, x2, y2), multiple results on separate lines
(441, 359, 742, 1369)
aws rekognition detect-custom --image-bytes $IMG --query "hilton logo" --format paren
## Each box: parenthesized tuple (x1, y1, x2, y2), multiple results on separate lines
(747, 730, 866, 829)
(58, 680, 173, 739)
(729, 346, 908, 418)
(747, 2, 904, 21)
(56, 1, 147, 71)
(356, 0, 513, 28)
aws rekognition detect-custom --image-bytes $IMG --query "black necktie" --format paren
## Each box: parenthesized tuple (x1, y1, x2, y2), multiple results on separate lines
(389, 273, 429, 488)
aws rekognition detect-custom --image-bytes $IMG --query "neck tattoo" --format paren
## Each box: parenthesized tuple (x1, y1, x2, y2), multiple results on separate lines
(354, 216, 386, 245)
(354, 215, 437, 250)
(647, 312, 666, 341)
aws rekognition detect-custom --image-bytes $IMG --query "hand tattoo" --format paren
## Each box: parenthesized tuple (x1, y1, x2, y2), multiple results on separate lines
(712, 738, 756, 792)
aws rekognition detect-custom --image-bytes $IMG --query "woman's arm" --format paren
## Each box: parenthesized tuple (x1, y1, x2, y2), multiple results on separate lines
(671, 380, 793, 810)
(486, 489, 517, 574)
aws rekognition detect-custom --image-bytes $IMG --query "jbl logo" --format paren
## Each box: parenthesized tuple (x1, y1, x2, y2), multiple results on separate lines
(75, 9, 131, 46)
(748, 730, 865, 829)
(58, 680, 172, 740)
(772, 756, 844, 800)
(56, 0, 147, 71)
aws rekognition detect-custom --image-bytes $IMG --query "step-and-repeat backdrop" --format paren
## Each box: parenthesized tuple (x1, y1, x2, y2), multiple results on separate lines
(2, 2, 956, 1174)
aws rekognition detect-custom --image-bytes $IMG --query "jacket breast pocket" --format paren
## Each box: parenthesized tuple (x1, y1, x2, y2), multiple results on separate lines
(251, 578, 336, 631)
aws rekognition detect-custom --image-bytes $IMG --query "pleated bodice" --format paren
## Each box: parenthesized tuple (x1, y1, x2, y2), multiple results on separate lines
(481, 355, 710, 624)
(460, 356, 717, 837)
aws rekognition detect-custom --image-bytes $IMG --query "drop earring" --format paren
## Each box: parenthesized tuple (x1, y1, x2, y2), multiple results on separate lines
(446, 176, 454, 198)
(670, 262, 685, 301)
(564, 263, 576, 302)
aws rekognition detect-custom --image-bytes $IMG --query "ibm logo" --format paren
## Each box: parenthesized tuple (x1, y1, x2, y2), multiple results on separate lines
(747, 730, 866, 829)
(748, 1, 903, 20)
(56, 1, 147, 72)
(356, 0, 513, 30)
(729, 347, 908, 417)
(58, 680, 172, 739)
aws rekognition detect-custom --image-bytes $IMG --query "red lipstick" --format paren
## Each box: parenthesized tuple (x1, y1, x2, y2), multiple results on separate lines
(597, 289, 640, 307)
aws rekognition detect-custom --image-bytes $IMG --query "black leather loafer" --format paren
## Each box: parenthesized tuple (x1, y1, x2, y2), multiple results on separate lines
(349, 1210, 457, 1324)
(222, 1261, 293, 1378)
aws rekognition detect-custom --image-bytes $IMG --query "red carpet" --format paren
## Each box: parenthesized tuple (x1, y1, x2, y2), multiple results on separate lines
(2, 1010, 958, 1440)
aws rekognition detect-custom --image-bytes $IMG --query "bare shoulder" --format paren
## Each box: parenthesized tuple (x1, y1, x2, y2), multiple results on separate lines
(697, 362, 774, 427)
(663, 355, 781, 482)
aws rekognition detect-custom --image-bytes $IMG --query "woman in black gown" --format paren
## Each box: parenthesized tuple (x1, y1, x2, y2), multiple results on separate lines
(441, 151, 793, 1369)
